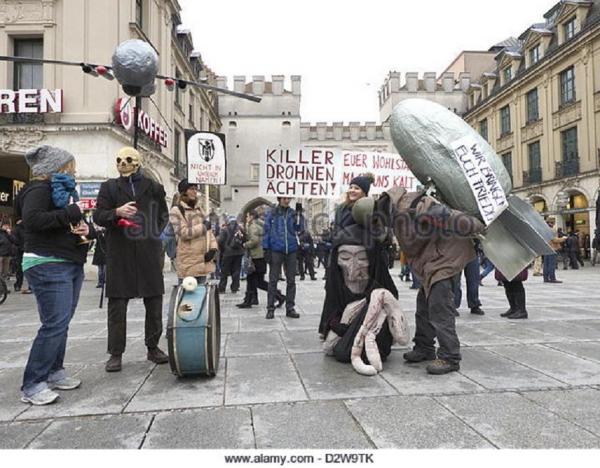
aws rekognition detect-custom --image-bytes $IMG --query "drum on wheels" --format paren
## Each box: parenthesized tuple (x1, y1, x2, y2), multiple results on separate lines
(167, 282, 221, 377)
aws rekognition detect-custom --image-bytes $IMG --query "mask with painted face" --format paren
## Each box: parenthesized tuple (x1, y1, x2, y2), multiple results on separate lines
(115, 146, 141, 177)
(337, 245, 370, 294)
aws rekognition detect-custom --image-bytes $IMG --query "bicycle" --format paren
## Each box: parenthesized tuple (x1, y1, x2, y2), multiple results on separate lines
(0, 276, 7, 305)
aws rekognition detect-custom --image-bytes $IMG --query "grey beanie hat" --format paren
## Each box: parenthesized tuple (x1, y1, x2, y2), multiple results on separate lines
(25, 145, 75, 176)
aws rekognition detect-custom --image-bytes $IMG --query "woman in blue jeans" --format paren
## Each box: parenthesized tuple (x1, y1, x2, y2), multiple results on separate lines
(18, 145, 93, 405)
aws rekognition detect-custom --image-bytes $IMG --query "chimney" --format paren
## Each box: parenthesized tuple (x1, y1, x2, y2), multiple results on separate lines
(252, 76, 265, 95)
(272, 75, 284, 95)
(442, 72, 454, 92)
(233, 76, 246, 93)
(291, 75, 301, 96)
(459, 72, 471, 92)
(424, 72, 436, 92)
(217, 76, 228, 89)
(406, 72, 418, 92)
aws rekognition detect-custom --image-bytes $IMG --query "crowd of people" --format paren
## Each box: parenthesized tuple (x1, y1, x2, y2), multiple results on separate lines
(8, 144, 596, 406)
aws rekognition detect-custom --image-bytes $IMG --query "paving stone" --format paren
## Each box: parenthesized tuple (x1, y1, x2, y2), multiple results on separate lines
(488, 344, 600, 386)
(546, 341, 600, 363)
(458, 325, 519, 346)
(293, 353, 398, 400)
(436, 392, 600, 448)
(346, 395, 493, 449)
(253, 401, 373, 449)
(280, 330, 324, 354)
(28, 414, 152, 449)
(225, 331, 286, 357)
(458, 348, 566, 391)
(144, 407, 254, 449)
(225, 355, 307, 405)
(16, 362, 149, 421)
(473, 321, 559, 344)
(0, 421, 49, 449)
(238, 316, 286, 332)
(381, 352, 486, 396)
(521, 388, 600, 436)
(126, 360, 225, 412)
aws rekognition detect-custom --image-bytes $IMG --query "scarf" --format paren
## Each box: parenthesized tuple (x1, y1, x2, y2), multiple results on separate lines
(51, 173, 79, 208)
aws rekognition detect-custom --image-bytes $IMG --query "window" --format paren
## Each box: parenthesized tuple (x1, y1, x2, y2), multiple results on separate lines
(564, 17, 577, 41)
(250, 163, 260, 181)
(189, 102, 193, 123)
(528, 141, 541, 170)
(480, 119, 488, 141)
(174, 129, 181, 176)
(526, 88, 539, 123)
(530, 44, 541, 65)
(135, 0, 143, 29)
(503, 67, 512, 83)
(500, 105, 511, 136)
(561, 127, 578, 162)
(175, 69, 181, 107)
(502, 152, 513, 182)
(560, 66, 576, 105)
(14, 38, 43, 89)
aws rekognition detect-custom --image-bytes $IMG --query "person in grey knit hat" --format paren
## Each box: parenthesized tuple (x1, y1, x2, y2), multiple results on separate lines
(25, 145, 75, 177)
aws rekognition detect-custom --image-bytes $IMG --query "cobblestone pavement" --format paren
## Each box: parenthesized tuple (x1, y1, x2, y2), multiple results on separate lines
(1, 261, 600, 449)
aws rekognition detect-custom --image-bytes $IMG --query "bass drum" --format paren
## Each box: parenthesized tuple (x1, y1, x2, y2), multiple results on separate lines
(167, 282, 221, 377)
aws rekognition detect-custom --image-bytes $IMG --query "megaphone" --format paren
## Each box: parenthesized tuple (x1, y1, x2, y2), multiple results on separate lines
(352, 197, 388, 243)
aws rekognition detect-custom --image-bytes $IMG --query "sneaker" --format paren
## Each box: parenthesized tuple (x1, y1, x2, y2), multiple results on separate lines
(21, 388, 60, 406)
(286, 309, 300, 319)
(426, 359, 460, 375)
(147, 347, 169, 364)
(403, 349, 437, 362)
(470, 307, 485, 315)
(49, 376, 81, 390)
(105, 354, 122, 372)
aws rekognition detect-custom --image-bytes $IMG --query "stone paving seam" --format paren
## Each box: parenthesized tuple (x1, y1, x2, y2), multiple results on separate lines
(481, 345, 573, 386)
(542, 342, 600, 364)
(516, 390, 600, 441)
(430, 395, 501, 449)
(221, 357, 228, 406)
(339, 400, 379, 449)
(9, 420, 52, 449)
(137, 413, 157, 449)
(122, 364, 162, 414)
(248, 406, 258, 450)
(287, 351, 314, 402)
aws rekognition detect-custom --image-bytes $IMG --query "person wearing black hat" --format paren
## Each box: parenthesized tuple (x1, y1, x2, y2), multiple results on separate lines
(169, 178, 218, 284)
(332, 174, 375, 237)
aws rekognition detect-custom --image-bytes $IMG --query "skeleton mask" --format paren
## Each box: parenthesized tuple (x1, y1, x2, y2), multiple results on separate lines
(337, 245, 370, 294)
(116, 146, 141, 177)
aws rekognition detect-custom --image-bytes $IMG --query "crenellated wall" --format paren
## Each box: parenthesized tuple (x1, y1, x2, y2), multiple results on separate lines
(378, 71, 471, 123)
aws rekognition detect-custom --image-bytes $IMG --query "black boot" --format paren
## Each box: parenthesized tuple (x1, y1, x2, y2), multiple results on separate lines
(251, 291, 259, 305)
(275, 291, 286, 309)
(500, 286, 517, 317)
(236, 291, 253, 308)
(508, 289, 528, 319)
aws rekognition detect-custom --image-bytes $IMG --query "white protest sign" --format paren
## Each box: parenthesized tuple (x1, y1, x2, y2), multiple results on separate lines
(187, 132, 227, 185)
(259, 147, 342, 198)
(341, 151, 418, 194)
(451, 135, 508, 225)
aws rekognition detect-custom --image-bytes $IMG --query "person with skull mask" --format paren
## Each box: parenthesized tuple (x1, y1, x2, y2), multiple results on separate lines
(94, 146, 169, 373)
(318, 216, 409, 375)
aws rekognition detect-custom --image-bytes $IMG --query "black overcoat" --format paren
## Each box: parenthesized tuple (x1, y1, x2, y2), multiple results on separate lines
(94, 175, 168, 298)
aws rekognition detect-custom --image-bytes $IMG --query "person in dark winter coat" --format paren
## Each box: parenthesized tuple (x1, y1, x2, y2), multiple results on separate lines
(298, 230, 317, 280)
(496, 268, 529, 319)
(92, 228, 107, 288)
(94, 147, 169, 373)
(0, 222, 13, 280)
(566, 231, 584, 269)
(18, 145, 94, 406)
(217, 216, 245, 293)
(262, 197, 305, 319)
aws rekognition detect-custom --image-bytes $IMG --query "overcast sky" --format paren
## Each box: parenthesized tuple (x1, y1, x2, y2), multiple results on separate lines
(178, 0, 559, 124)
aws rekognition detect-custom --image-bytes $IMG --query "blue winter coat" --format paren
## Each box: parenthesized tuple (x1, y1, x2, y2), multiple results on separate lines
(262, 206, 304, 254)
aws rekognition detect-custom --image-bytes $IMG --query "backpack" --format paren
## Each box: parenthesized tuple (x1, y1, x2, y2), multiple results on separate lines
(162, 205, 185, 260)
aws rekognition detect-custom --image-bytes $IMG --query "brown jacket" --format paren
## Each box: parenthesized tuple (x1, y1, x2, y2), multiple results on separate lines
(170, 202, 218, 279)
(385, 187, 486, 297)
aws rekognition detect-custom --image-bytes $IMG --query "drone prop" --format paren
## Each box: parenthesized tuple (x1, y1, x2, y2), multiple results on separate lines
(0, 39, 261, 148)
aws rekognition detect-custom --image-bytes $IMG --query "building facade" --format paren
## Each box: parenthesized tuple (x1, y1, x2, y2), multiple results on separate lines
(464, 0, 600, 238)
(0, 0, 221, 224)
